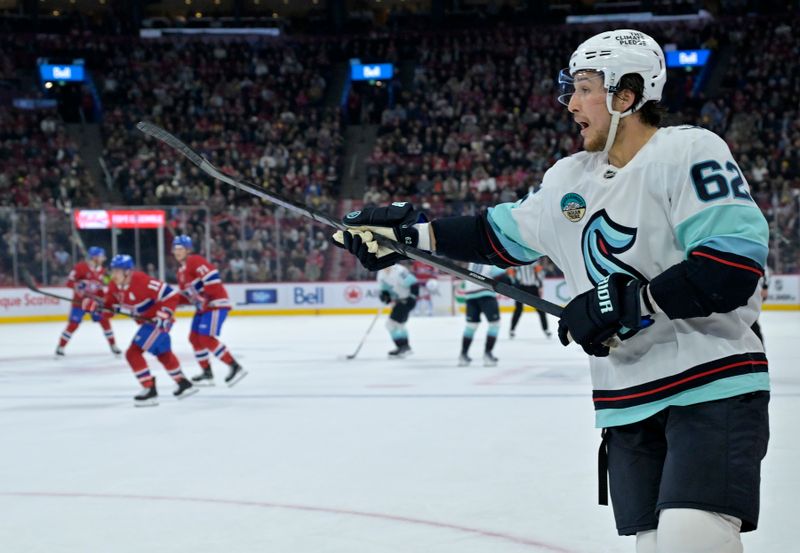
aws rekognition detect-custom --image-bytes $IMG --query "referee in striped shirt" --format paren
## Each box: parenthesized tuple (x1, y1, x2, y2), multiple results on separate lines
(510, 262, 551, 339)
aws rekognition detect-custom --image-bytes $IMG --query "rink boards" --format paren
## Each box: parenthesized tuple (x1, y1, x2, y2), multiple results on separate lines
(1, 275, 798, 323)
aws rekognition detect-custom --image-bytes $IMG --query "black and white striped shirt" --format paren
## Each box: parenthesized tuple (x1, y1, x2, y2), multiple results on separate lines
(515, 264, 543, 287)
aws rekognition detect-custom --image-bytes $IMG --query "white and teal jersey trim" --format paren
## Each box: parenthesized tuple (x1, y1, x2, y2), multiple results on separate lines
(461, 263, 507, 300)
(674, 204, 768, 266)
(377, 264, 418, 300)
(483, 125, 770, 428)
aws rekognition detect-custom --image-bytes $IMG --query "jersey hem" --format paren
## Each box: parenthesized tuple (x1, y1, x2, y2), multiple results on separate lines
(594, 374, 770, 428)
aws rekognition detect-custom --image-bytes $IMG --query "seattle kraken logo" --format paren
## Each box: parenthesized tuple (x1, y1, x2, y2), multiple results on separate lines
(581, 210, 647, 286)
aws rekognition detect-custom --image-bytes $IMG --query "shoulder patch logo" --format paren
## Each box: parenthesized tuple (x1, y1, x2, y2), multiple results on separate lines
(345, 210, 361, 219)
(560, 193, 586, 223)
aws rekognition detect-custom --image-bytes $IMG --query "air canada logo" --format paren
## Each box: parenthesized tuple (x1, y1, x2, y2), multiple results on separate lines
(581, 210, 646, 286)
(560, 193, 586, 222)
(344, 285, 363, 303)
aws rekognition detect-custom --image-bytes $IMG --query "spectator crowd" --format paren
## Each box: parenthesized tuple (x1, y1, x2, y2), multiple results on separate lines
(0, 14, 798, 285)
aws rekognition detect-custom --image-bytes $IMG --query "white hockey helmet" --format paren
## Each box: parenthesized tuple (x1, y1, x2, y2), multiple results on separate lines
(559, 30, 666, 153)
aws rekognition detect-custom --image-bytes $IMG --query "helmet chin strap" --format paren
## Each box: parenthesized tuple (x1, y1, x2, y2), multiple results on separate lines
(602, 92, 635, 155)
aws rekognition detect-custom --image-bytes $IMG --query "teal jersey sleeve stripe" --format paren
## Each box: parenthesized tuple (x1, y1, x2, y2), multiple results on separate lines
(594, 372, 770, 428)
(402, 274, 418, 287)
(379, 282, 391, 292)
(674, 204, 769, 266)
(697, 236, 769, 267)
(489, 267, 507, 279)
(486, 202, 542, 263)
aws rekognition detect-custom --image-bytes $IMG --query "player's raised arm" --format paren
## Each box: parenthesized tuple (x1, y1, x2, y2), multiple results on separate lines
(331, 198, 544, 270)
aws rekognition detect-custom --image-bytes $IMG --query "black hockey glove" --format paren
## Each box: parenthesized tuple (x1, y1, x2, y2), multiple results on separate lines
(332, 202, 427, 271)
(379, 290, 392, 304)
(558, 273, 652, 357)
(409, 283, 420, 299)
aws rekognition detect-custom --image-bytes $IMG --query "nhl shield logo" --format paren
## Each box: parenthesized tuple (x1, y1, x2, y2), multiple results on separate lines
(560, 193, 586, 223)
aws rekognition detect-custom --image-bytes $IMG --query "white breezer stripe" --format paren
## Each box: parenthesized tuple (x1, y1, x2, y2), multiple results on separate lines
(142, 328, 161, 351)
(211, 310, 220, 337)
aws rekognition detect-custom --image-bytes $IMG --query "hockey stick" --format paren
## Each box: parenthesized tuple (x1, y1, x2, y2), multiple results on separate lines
(346, 308, 383, 360)
(136, 121, 564, 318)
(22, 270, 151, 323)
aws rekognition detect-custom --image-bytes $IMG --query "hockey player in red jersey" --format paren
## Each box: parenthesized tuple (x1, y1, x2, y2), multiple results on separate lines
(172, 235, 246, 387)
(55, 246, 121, 357)
(98, 254, 198, 406)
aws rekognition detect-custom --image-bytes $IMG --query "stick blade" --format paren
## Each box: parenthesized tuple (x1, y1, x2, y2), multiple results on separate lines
(21, 269, 39, 291)
(136, 121, 206, 168)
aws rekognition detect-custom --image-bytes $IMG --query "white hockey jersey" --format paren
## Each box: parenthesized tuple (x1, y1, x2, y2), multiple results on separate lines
(377, 264, 418, 300)
(486, 126, 770, 428)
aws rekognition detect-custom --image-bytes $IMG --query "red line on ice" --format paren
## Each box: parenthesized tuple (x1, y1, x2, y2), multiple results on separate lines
(0, 491, 578, 552)
(474, 366, 531, 386)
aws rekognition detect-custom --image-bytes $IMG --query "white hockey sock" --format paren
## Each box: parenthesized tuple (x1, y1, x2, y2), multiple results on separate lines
(655, 508, 743, 553)
(636, 529, 657, 553)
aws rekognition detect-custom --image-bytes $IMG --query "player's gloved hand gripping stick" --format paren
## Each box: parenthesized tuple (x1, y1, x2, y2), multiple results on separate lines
(558, 273, 652, 357)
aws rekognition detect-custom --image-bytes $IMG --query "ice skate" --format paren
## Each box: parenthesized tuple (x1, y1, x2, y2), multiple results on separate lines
(458, 352, 472, 367)
(388, 344, 412, 359)
(191, 369, 215, 386)
(134, 385, 158, 407)
(224, 362, 248, 387)
(55, 346, 65, 358)
(483, 351, 498, 367)
(110, 344, 122, 355)
(173, 378, 198, 400)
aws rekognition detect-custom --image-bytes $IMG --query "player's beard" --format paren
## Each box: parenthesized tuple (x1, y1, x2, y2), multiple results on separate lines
(583, 124, 609, 152)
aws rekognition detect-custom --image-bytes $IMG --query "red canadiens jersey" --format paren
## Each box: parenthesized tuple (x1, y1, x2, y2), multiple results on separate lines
(177, 254, 231, 311)
(411, 260, 437, 284)
(67, 261, 106, 303)
(104, 271, 180, 322)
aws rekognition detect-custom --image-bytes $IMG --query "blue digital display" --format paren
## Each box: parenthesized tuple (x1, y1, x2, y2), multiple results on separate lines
(39, 64, 85, 82)
(245, 289, 278, 304)
(350, 62, 393, 81)
(665, 50, 711, 68)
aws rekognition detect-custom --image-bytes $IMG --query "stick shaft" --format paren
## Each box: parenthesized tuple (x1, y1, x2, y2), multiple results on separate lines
(136, 122, 564, 317)
(347, 308, 382, 359)
(22, 271, 149, 322)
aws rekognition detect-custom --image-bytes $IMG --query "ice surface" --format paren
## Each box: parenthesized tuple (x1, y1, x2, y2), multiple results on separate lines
(0, 311, 797, 552)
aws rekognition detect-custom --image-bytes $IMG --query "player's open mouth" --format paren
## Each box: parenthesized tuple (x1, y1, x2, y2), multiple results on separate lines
(578, 121, 589, 135)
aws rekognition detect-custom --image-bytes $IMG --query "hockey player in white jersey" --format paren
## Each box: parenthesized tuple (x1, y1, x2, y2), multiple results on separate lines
(377, 263, 419, 358)
(458, 263, 506, 367)
(335, 29, 769, 553)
